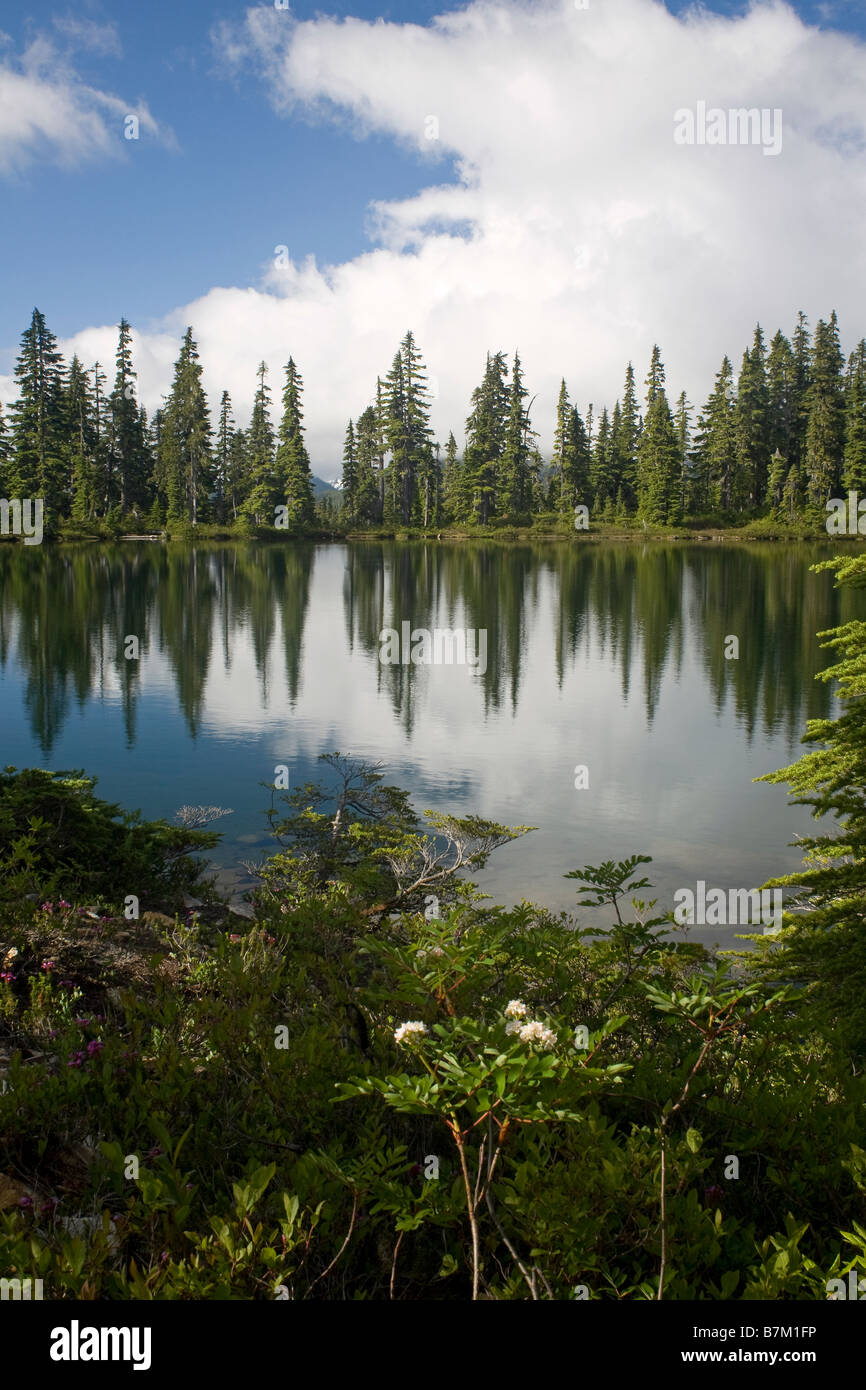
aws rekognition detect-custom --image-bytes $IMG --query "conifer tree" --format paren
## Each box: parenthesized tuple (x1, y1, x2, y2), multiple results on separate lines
(792, 309, 812, 469)
(767, 330, 797, 464)
(108, 319, 148, 514)
(65, 355, 98, 522)
(612, 363, 640, 510)
(214, 391, 235, 523)
(673, 390, 691, 520)
(693, 357, 738, 512)
(441, 431, 466, 523)
(341, 419, 358, 521)
(591, 406, 615, 513)
(637, 348, 680, 523)
(464, 351, 508, 523)
(159, 328, 212, 525)
(735, 326, 770, 506)
(843, 341, 866, 494)
(276, 357, 315, 527)
(499, 352, 533, 516)
(354, 406, 381, 525)
(8, 308, 66, 515)
(242, 362, 277, 524)
(805, 312, 845, 509)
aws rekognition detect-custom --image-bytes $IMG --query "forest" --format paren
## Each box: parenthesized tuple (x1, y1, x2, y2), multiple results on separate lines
(1, 307, 864, 535)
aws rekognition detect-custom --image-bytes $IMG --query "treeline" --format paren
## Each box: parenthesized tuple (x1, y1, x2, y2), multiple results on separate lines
(1, 307, 863, 530)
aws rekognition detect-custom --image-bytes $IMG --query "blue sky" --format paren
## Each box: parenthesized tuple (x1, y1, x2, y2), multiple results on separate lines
(2, 0, 865, 472)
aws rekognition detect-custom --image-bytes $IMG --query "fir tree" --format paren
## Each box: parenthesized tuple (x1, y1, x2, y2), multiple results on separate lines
(65, 356, 98, 522)
(341, 419, 358, 521)
(637, 348, 680, 523)
(214, 391, 235, 523)
(464, 351, 508, 524)
(612, 363, 640, 510)
(499, 352, 533, 516)
(805, 311, 845, 509)
(353, 406, 381, 525)
(108, 319, 148, 514)
(159, 328, 212, 525)
(276, 357, 315, 527)
(243, 362, 277, 524)
(843, 340, 866, 494)
(8, 308, 66, 515)
(735, 325, 770, 506)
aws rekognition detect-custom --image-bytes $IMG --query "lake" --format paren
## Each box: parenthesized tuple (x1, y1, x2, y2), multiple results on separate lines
(1, 538, 862, 946)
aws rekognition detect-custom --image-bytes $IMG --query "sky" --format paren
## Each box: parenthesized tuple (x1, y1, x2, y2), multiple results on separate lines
(1, 0, 865, 478)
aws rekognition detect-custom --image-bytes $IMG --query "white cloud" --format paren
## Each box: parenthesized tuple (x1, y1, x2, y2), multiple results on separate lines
(0, 33, 166, 175)
(7, 0, 866, 480)
(52, 15, 123, 59)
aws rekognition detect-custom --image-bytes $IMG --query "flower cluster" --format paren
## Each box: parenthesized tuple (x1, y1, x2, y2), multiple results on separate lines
(503, 1002, 556, 1049)
(394, 1020, 429, 1046)
(67, 1039, 104, 1068)
(504, 999, 528, 1019)
(516, 1020, 557, 1050)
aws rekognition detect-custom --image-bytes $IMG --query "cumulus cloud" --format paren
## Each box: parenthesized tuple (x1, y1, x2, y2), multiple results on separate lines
(0, 31, 166, 175)
(9, 0, 866, 478)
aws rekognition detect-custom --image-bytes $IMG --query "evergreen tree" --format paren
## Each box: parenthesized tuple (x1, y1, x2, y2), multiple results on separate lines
(735, 325, 770, 506)
(341, 419, 358, 521)
(612, 363, 640, 510)
(243, 362, 277, 524)
(843, 340, 866, 494)
(637, 348, 680, 523)
(767, 330, 798, 465)
(65, 355, 98, 522)
(464, 351, 508, 523)
(441, 431, 467, 523)
(227, 427, 249, 521)
(692, 357, 738, 512)
(673, 390, 691, 520)
(159, 328, 212, 525)
(8, 308, 66, 515)
(499, 352, 533, 516)
(591, 406, 616, 513)
(107, 319, 148, 514)
(561, 403, 591, 516)
(353, 406, 381, 525)
(382, 332, 433, 525)
(214, 391, 235, 523)
(805, 311, 845, 509)
(275, 357, 315, 527)
(792, 309, 812, 470)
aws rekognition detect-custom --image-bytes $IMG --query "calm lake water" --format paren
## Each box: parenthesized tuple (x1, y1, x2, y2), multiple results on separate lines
(2, 539, 863, 945)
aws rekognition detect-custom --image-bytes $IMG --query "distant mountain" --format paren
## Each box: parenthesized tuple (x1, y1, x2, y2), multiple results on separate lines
(311, 475, 341, 499)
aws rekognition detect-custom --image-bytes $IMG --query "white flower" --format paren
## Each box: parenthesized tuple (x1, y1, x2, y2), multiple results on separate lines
(416, 949, 428, 961)
(504, 1020, 522, 1035)
(394, 1020, 429, 1046)
(517, 1020, 557, 1050)
(430, 946, 444, 957)
(504, 999, 528, 1019)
